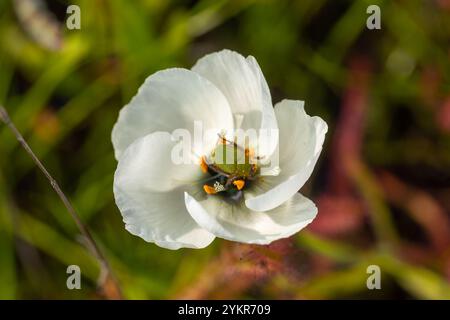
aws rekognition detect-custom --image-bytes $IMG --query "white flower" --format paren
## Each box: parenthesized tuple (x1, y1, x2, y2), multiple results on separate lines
(112, 49, 327, 250)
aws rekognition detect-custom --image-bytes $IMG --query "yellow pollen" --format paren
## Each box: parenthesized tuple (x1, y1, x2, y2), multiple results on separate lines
(200, 156, 208, 173)
(203, 184, 217, 194)
(233, 180, 245, 190)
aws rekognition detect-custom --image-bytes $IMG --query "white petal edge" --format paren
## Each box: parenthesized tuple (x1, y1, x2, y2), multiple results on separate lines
(245, 99, 328, 212)
(114, 131, 215, 249)
(185, 192, 317, 245)
(112, 68, 234, 160)
(192, 49, 278, 157)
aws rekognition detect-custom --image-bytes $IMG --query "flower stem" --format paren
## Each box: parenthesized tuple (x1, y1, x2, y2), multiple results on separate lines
(0, 105, 122, 299)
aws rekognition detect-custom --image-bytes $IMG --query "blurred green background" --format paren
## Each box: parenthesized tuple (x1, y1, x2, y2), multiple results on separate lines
(1, 0, 450, 299)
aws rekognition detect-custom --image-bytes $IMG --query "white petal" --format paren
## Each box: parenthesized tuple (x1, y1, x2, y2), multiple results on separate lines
(246, 55, 278, 157)
(115, 131, 203, 192)
(112, 68, 234, 160)
(114, 132, 215, 249)
(185, 192, 317, 245)
(192, 50, 278, 157)
(245, 99, 328, 212)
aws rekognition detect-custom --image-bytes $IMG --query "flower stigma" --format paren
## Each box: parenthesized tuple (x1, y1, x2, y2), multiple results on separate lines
(200, 136, 259, 203)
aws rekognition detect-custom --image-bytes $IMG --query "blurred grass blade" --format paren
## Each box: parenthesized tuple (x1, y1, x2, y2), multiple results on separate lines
(296, 231, 362, 263)
(0, 171, 17, 299)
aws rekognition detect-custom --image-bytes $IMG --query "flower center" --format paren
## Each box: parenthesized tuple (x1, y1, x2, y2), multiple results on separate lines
(200, 138, 259, 203)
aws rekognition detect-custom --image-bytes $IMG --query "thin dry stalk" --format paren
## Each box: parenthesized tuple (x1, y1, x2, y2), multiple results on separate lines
(0, 105, 122, 299)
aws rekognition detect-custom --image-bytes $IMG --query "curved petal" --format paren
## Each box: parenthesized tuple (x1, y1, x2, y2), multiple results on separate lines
(245, 99, 327, 212)
(114, 132, 215, 249)
(185, 192, 317, 245)
(192, 50, 278, 157)
(112, 68, 234, 160)
(115, 131, 204, 192)
(246, 55, 279, 157)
